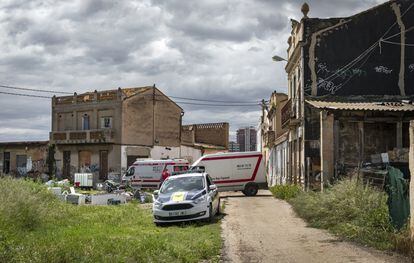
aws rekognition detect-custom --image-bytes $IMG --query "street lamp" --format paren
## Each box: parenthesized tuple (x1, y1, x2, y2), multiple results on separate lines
(272, 55, 287, 62)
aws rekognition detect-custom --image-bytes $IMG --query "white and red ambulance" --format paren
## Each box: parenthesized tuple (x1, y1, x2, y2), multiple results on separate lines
(190, 151, 266, 196)
(122, 159, 189, 189)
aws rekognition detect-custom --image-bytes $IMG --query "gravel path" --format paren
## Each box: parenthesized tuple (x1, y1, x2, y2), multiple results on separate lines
(220, 190, 408, 263)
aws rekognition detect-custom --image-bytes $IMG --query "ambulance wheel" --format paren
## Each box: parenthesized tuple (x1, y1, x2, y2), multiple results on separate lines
(243, 184, 258, 196)
(216, 199, 221, 215)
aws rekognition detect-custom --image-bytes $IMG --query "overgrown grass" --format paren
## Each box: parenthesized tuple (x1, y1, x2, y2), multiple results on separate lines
(0, 177, 221, 262)
(288, 179, 409, 252)
(269, 184, 302, 200)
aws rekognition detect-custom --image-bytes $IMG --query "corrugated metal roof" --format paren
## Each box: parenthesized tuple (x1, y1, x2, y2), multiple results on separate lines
(306, 100, 414, 112)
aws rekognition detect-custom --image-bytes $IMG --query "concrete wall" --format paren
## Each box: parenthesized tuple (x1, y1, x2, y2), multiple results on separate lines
(180, 145, 202, 164)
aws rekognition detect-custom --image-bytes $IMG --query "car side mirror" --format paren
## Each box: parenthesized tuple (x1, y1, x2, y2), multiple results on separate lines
(153, 190, 159, 197)
(209, 185, 217, 191)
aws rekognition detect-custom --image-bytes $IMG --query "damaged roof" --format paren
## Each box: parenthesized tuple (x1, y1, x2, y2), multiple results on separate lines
(306, 99, 414, 112)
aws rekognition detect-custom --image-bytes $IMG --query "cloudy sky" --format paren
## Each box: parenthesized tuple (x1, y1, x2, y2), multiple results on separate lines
(0, 0, 385, 142)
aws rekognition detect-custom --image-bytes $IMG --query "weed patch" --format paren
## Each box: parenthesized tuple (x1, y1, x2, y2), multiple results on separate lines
(288, 179, 410, 253)
(0, 177, 221, 262)
(269, 184, 302, 200)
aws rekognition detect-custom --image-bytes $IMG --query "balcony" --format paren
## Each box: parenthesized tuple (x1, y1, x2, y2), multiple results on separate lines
(50, 129, 115, 144)
(264, 130, 275, 147)
(281, 99, 291, 128)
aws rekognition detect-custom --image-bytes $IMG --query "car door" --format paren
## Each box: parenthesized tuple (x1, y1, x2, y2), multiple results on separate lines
(206, 174, 219, 214)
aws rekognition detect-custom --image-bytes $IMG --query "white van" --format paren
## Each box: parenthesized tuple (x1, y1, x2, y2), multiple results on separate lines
(122, 159, 189, 188)
(190, 151, 266, 196)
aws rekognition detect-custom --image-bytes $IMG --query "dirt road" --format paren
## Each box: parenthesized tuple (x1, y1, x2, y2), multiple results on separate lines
(220, 190, 408, 263)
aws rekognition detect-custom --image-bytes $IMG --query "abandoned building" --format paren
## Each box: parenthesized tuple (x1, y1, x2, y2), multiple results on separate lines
(261, 92, 290, 186)
(50, 86, 229, 181)
(261, 0, 414, 188)
(0, 141, 48, 177)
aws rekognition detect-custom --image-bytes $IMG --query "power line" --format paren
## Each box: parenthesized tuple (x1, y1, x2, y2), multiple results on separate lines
(172, 100, 260, 107)
(166, 95, 261, 104)
(0, 84, 72, 94)
(380, 39, 414, 47)
(0, 91, 261, 107)
(382, 25, 414, 41)
(0, 91, 51, 99)
(0, 83, 265, 104)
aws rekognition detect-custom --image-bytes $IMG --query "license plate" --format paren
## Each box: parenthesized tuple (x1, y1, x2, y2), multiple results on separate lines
(169, 211, 186, 216)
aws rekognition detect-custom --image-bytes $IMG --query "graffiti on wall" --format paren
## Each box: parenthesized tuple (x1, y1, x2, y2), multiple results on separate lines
(315, 62, 367, 94)
(374, 66, 393, 74)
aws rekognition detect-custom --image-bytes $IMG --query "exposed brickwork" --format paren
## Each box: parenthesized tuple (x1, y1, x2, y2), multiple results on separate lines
(181, 122, 229, 149)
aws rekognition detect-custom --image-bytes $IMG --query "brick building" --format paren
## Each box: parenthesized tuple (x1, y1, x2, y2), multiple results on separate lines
(50, 86, 185, 180)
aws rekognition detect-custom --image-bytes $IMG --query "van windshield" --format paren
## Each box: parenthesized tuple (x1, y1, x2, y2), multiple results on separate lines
(126, 166, 134, 176)
(160, 176, 204, 194)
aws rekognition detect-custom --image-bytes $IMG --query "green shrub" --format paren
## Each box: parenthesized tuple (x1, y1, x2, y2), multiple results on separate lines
(289, 179, 401, 251)
(0, 177, 68, 231)
(269, 184, 302, 200)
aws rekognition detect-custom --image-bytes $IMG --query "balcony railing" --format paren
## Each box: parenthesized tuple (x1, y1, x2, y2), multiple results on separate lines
(50, 129, 115, 144)
(281, 99, 291, 128)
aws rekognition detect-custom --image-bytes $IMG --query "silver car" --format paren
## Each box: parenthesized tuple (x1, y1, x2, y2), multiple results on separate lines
(152, 173, 220, 225)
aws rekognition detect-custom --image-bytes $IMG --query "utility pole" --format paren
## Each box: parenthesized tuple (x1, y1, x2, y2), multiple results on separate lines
(152, 84, 156, 146)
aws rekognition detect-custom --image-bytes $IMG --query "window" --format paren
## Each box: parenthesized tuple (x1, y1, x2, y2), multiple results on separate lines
(82, 115, 90, 130)
(100, 117, 112, 129)
(206, 175, 213, 187)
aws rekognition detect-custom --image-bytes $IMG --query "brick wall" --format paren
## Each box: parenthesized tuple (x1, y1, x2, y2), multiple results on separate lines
(194, 122, 229, 149)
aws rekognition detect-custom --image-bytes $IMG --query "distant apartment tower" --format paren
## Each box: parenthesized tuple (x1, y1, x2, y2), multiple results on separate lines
(236, 126, 257, 152)
(228, 141, 240, 152)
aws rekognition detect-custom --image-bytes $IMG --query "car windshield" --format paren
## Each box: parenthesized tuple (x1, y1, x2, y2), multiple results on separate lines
(160, 176, 204, 194)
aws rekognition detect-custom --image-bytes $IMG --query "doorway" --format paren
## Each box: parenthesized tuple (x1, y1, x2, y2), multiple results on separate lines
(3, 152, 10, 174)
(99, 150, 108, 180)
(63, 151, 71, 179)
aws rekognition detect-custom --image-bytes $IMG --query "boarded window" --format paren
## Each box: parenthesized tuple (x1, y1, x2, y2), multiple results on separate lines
(16, 155, 27, 168)
(79, 151, 91, 172)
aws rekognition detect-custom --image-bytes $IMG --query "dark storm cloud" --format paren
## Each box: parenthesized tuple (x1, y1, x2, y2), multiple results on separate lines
(0, 0, 387, 142)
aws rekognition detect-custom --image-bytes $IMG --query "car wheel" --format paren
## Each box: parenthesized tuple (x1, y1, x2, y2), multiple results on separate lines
(154, 222, 162, 227)
(208, 203, 214, 222)
(243, 184, 258, 196)
(216, 199, 221, 215)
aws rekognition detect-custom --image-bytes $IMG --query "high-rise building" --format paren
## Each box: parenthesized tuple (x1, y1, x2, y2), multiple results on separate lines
(228, 141, 240, 152)
(236, 126, 257, 152)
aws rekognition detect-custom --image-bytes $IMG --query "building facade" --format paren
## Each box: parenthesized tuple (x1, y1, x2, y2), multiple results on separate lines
(261, 93, 290, 186)
(50, 86, 185, 181)
(0, 141, 48, 177)
(237, 126, 257, 152)
(228, 141, 240, 152)
(264, 1, 414, 189)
